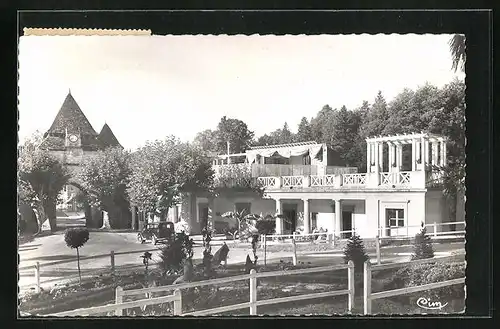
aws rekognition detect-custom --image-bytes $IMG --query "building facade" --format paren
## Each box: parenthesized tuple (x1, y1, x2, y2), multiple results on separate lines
(174, 133, 460, 239)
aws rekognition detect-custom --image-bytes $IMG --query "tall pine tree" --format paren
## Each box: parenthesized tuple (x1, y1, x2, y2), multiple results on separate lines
(343, 233, 369, 272)
(295, 117, 313, 142)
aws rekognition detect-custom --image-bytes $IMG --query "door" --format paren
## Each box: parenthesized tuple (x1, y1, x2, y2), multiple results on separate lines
(342, 211, 353, 239)
(385, 208, 405, 236)
(283, 207, 297, 234)
(199, 203, 209, 232)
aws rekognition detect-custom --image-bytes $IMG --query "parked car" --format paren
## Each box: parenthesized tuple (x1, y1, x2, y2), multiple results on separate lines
(137, 222, 175, 245)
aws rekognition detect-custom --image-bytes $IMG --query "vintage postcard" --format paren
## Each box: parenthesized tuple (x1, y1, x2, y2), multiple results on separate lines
(17, 27, 466, 317)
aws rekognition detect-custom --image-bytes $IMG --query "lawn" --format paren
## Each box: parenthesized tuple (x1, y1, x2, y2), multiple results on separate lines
(19, 258, 465, 316)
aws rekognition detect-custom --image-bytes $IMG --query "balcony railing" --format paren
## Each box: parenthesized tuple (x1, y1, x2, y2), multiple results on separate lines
(214, 169, 442, 190)
(213, 164, 358, 178)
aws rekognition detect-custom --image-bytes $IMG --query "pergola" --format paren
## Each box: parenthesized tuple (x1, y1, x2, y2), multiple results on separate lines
(365, 132, 447, 173)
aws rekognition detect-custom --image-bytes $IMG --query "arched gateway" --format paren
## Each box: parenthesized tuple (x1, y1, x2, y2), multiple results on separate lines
(38, 91, 124, 226)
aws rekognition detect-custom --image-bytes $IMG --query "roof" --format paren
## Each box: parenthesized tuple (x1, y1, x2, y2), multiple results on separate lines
(365, 132, 446, 144)
(249, 141, 321, 150)
(46, 92, 98, 136)
(98, 123, 123, 149)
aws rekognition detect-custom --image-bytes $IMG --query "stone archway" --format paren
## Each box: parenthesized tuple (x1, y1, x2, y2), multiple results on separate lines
(62, 181, 103, 228)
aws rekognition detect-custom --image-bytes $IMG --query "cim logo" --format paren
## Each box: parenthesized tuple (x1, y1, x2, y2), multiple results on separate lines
(416, 297, 448, 310)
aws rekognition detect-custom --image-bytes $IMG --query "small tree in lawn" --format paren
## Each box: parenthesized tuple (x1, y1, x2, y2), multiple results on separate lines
(411, 227, 435, 260)
(64, 228, 90, 284)
(343, 233, 369, 272)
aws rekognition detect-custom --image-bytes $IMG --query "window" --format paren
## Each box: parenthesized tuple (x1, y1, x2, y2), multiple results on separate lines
(386, 208, 405, 227)
(235, 202, 251, 216)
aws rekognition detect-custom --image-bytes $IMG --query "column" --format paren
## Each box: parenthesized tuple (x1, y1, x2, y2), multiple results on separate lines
(131, 206, 136, 230)
(388, 142, 394, 172)
(378, 142, 384, 172)
(424, 139, 430, 167)
(208, 197, 215, 229)
(373, 142, 379, 173)
(275, 199, 283, 234)
(431, 141, 438, 166)
(396, 143, 403, 172)
(303, 199, 310, 234)
(173, 204, 179, 223)
(411, 139, 417, 171)
(335, 199, 342, 235)
(441, 140, 447, 166)
(366, 142, 371, 172)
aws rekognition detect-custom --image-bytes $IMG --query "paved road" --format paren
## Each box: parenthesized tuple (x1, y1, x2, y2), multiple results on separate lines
(18, 226, 465, 292)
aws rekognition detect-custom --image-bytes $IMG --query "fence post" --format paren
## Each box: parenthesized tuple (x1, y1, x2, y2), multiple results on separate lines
(249, 269, 257, 315)
(433, 222, 438, 237)
(375, 236, 381, 265)
(115, 286, 123, 316)
(34, 262, 40, 293)
(291, 237, 297, 266)
(363, 261, 372, 315)
(347, 260, 355, 313)
(110, 250, 115, 273)
(328, 233, 333, 245)
(173, 289, 182, 315)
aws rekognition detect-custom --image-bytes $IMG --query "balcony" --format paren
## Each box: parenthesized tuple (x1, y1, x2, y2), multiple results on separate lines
(213, 164, 358, 177)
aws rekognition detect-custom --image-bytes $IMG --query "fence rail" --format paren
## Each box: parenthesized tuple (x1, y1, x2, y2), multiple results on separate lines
(47, 262, 354, 317)
(363, 253, 466, 314)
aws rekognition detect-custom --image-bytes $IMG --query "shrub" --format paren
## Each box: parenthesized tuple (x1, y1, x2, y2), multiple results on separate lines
(158, 232, 194, 275)
(411, 227, 435, 260)
(343, 234, 369, 272)
(64, 228, 90, 283)
(256, 220, 275, 235)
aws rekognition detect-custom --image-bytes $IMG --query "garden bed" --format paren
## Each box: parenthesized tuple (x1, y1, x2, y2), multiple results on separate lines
(19, 259, 465, 316)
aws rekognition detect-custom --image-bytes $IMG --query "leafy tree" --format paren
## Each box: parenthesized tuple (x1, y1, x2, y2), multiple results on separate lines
(411, 227, 435, 260)
(128, 137, 214, 221)
(78, 147, 131, 229)
(295, 117, 313, 142)
(254, 133, 276, 146)
(18, 149, 69, 232)
(64, 228, 90, 283)
(213, 164, 263, 196)
(449, 34, 466, 72)
(343, 233, 369, 272)
(193, 129, 218, 153)
(215, 116, 255, 154)
(221, 211, 259, 241)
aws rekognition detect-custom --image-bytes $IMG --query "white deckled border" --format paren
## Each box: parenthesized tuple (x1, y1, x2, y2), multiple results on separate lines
(23, 28, 152, 36)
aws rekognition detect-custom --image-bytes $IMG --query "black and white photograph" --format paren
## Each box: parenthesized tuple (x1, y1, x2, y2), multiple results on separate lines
(17, 30, 467, 316)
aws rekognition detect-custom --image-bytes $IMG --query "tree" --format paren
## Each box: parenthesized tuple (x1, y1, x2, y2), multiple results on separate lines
(64, 228, 90, 284)
(159, 232, 194, 276)
(193, 129, 218, 153)
(411, 227, 435, 260)
(359, 91, 389, 139)
(128, 136, 214, 221)
(221, 211, 259, 241)
(343, 233, 369, 272)
(310, 105, 334, 144)
(295, 117, 313, 142)
(449, 34, 466, 72)
(18, 149, 69, 232)
(329, 105, 363, 167)
(280, 122, 294, 144)
(215, 116, 255, 154)
(255, 215, 276, 266)
(78, 147, 131, 229)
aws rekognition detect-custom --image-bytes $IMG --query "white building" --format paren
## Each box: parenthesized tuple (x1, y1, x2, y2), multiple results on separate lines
(133, 132, 462, 239)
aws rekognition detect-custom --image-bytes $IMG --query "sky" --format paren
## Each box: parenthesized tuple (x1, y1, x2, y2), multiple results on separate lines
(18, 34, 465, 150)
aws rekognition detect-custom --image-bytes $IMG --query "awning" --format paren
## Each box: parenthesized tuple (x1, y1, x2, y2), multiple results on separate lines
(245, 144, 323, 163)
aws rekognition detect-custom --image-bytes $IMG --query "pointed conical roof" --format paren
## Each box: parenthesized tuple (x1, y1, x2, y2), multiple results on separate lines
(46, 92, 98, 136)
(98, 123, 123, 149)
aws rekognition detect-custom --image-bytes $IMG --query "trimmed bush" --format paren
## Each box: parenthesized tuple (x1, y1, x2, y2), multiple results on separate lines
(411, 227, 435, 260)
(64, 228, 90, 283)
(343, 234, 369, 272)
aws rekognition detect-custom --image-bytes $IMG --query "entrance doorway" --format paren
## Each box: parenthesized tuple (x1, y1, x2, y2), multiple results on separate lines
(198, 203, 209, 232)
(342, 211, 353, 239)
(283, 204, 298, 234)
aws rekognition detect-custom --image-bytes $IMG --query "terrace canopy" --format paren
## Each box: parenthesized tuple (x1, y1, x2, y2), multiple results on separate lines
(245, 141, 323, 164)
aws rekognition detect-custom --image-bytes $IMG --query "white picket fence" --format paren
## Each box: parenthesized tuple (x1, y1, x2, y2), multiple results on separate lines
(363, 253, 466, 314)
(49, 261, 355, 316)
